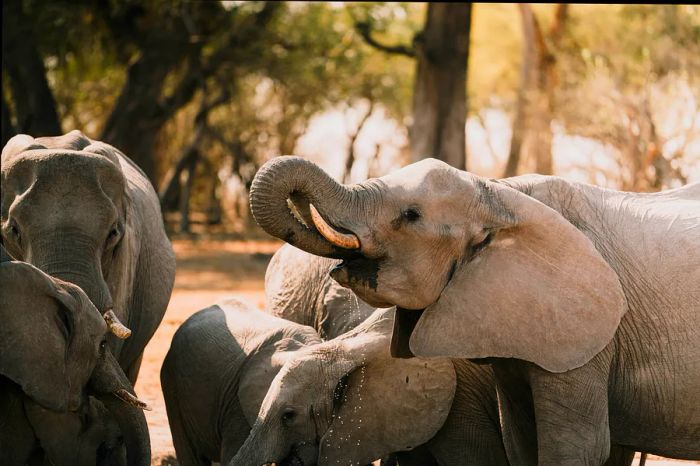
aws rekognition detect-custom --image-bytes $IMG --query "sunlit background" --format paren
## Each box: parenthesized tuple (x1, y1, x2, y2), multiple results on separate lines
(3, 2, 699, 236)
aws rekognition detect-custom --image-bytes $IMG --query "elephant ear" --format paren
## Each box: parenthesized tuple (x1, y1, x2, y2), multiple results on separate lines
(406, 180, 626, 373)
(219, 297, 322, 424)
(318, 309, 456, 466)
(238, 338, 313, 425)
(0, 261, 85, 411)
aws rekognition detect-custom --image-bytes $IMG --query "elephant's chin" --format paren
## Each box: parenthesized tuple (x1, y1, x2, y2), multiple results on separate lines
(329, 259, 393, 308)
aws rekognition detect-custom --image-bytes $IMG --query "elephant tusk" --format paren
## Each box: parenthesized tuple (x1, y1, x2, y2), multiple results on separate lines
(103, 310, 132, 339)
(114, 388, 152, 411)
(309, 204, 360, 250)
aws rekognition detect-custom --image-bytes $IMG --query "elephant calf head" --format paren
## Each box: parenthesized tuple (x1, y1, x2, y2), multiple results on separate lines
(0, 245, 150, 464)
(231, 308, 456, 466)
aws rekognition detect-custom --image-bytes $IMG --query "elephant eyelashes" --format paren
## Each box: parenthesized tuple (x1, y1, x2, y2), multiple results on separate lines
(105, 223, 123, 248)
(401, 208, 421, 223)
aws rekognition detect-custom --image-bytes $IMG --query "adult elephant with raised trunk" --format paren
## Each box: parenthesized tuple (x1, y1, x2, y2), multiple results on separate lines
(0, 246, 150, 465)
(249, 156, 700, 464)
(1, 130, 176, 382)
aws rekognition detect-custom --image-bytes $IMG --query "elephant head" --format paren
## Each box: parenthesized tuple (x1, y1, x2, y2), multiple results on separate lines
(249, 156, 626, 372)
(230, 308, 456, 466)
(0, 245, 151, 464)
(1, 131, 134, 340)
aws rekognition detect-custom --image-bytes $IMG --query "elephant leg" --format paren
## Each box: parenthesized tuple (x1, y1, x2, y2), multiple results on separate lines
(604, 446, 636, 466)
(492, 362, 538, 466)
(124, 352, 144, 385)
(528, 352, 612, 466)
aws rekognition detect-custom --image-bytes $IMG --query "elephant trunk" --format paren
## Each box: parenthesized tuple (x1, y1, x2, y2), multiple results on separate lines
(230, 422, 294, 466)
(250, 156, 363, 259)
(90, 351, 151, 466)
(29, 232, 113, 312)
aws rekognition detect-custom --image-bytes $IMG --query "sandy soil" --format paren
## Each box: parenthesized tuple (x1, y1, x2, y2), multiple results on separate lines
(135, 239, 697, 465)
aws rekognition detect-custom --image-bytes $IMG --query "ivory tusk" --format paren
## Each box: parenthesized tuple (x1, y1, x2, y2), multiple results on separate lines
(309, 204, 360, 250)
(103, 310, 132, 339)
(114, 388, 152, 411)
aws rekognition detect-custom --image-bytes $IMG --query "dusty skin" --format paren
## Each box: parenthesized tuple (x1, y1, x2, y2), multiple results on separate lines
(136, 239, 698, 466)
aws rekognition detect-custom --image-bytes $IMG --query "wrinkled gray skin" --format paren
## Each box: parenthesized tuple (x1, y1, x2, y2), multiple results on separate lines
(161, 298, 322, 466)
(232, 307, 508, 466)
(265, 243, 375, 339)
(249, 156, 699, 464)
(0, 246, 150, 466)
(1, 130, 176, 382)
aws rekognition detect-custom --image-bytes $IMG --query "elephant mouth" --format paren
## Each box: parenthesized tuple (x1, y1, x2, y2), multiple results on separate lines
(390, 307, 425, 359)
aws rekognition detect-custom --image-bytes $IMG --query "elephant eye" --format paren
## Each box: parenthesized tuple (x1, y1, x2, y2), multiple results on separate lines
(106, 223, 122, 246)
(401, 208, 421, 223)
(282, 408, 297, 424)
(99, 339, 107, 353)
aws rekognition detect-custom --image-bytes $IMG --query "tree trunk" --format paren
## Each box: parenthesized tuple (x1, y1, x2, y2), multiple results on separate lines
(2, 93, 16, 147)
(2, 0, 62, 137)
(100, 45, 199, 182)
(179, 154, 198, 234)
(504, 4, 567, 177)
(410, 3, 472, 170)
(343, 102, 374, 183)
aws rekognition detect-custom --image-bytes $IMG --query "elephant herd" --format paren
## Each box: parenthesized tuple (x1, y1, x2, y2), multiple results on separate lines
(1, 131, 698, 466)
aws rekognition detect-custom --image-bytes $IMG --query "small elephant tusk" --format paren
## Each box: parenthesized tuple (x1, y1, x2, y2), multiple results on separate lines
(309, 204, 360, 250)
(103, 310, 132, 339)
(114, 388, 152, 411)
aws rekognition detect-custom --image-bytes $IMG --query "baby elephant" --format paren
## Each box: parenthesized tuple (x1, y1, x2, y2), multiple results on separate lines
(231, 307, 508, 466)
(161, 298, 322, 465)
(0, 246, 150, 466)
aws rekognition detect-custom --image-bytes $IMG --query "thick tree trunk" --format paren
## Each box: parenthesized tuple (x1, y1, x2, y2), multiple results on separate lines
(410, 3, 472, 170)
(100, 45, 199, 182)
(2, 0, 62, 137)
(504, 4, 567, 177)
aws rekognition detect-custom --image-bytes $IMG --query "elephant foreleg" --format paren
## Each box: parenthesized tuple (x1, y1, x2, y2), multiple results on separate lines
(529, 353, 613, 466)
(604, 446, 636, 466)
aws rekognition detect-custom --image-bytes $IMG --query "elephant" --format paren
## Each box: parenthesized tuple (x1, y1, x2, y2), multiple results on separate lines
(1, 130, 176, 382)
(160, 297, 322, 466)
(265, 243, 375, 339)
(248, 155, 699, 464)
(231, 306, 509, 466)
(0, 245, 150, 465)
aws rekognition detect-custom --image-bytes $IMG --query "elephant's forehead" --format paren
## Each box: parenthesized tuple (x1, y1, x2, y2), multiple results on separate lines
(380, 158, 461, 192)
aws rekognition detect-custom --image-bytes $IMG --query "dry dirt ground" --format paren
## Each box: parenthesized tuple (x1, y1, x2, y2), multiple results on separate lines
(135, 239, 697, 466)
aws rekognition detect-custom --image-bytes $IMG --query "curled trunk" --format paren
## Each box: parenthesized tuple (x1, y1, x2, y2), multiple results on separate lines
(249, 156, 360, 259)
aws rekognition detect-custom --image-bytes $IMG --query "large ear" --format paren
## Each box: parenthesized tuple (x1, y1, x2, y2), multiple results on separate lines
(0, 261, 87, 410)
(318, 309, 456, 466)
(220, 297, 322, 424)
(407, 180, 626, 373)
(238, 338, 315, 425)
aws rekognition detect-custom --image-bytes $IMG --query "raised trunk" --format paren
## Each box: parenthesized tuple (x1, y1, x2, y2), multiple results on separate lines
(249, 157, 360, 259)
(410, 3, 471, 170)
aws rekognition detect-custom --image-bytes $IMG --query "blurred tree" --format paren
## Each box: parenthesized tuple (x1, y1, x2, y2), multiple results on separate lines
(355, 2, 472, 169)
(503, 3, 568, 177)
(557, 4, 700, 190)
(2, 0, 62, 139)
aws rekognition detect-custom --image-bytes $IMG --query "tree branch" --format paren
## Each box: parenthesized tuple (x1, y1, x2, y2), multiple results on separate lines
(355, 21, 416, 58)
